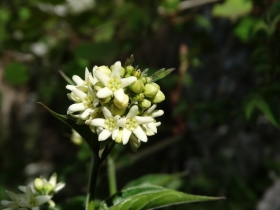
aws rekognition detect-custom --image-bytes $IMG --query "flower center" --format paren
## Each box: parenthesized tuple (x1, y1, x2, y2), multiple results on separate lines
(104, 118, 116, 131)
(29, 197, 39, 207)
(125, 118, 138, 131)
(108, 78, 121, 92)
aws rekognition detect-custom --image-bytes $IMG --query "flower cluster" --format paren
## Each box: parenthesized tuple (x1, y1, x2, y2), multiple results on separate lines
(1, 173, 65, 210)
(67, 60, 166, 151)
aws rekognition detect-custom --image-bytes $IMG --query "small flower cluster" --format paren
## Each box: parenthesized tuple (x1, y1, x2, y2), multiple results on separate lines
(67, 60, 166, 151)
(1, 173, 65, 210)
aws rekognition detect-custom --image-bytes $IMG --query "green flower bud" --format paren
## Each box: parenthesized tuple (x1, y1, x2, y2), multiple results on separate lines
(130, 80, 145, 93)
(125, 73, 131, 78)
(44, 182, 54, 194)
(140, 99, 151, 109)
(110, 103, 126, 116)
(94, 81, 104, 91)
(132, 93, 145, 102)
(100, 96, 112, 104)
(133, 70, 141, 78)
(114, 94, 129, 109)
(34, 178, 44, 192)
(129, 134, 141, 152)
(152, 90, 165, 103)
(139, 76, 147, 84)
(115, 129, 123, 144)
(126, 65, 134, 74)
(120, 67, 125, 77)
(97, 66, 111, 76)
(143, 83, 159, 98)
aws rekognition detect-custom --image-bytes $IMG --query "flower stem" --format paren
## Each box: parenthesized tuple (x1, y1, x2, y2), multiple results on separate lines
(86, 154, 101, 210)
(107, 156, 117, 195)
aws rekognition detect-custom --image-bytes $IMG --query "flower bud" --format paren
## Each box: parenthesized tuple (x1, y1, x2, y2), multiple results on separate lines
(130, 80, 144, 94)
(97, 66, 111, 76)
(100, 96, 111, 104)
(120, 67, 125, 77)
(44, 183, 54, 194)
(113, 94, 129, 109)
(34, 178, 44, 192)
(129, 135, 141, 152)
(126, 65, 134, 74)
(140, 99, 151, 109)
(115, 129, 123, 144)
(110, 103, 126, 116)
(125, 73, 131, 78)
(133, 70, 141, 78)
(139, 76, 147, 84)
(94, 81, 103, 91)
(143, 83, 159, 98)
(132, 93, 145, 102)
(152, 90, 165, 103)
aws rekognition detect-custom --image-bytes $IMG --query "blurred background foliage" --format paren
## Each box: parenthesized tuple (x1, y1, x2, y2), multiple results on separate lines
(1, 0, 280, 209)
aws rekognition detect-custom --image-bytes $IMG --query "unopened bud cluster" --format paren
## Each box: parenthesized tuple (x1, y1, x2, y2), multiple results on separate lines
(67, 59, 166, 151)
(0, 173, 64, 209)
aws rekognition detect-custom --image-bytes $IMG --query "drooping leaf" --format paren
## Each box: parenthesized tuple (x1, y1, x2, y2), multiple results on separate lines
(99, 184, 224, 210)
(149, 68, 175, 82)
(38, 102, 100, 155)
(257, 99, 279, 127)
(123, 172, 186, 190)
(212, 0, 253, 21)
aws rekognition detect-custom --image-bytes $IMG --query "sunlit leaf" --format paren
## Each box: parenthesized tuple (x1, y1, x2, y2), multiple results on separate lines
(99, 184, 224, 210)
(212, 0, 253, 21)
(123, 172, 186, 190)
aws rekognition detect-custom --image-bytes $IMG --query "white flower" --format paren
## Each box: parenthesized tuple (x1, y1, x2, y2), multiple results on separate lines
(117, 105, 153, 145)
(141, 104, 164, 136)
(94, 61, 137, 102)
(1, 190, 23, 210)
(67, 87, 99, 118)
(66, 66, 97, 92)
(18, 186, 51, 210)
(44, 173, 65, 194)
(90, 107, 120, 141)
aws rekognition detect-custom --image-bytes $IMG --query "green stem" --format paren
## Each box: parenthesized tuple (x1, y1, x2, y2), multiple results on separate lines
(86, 154, 101, 210)
(107, 156, 117, 195)
(85, 142, 116, 210)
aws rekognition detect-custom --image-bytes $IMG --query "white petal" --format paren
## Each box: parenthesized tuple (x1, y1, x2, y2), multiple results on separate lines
(102, 107, 113, 119)
(135, 116, 153, 124)
(80, 108, 92, 120)
(5, 190, 18, 201)
(97, 87, 112, 98)
(89, 74, 97, 86)
(66, 85, 75, 91)
(76, 85, 88, 92)
(26, 186, 33, 200)
(93, 98, 99, 107)
(133, 126, 148, 142)
(117, 118, 126, 127)
(146, 104, 157, 114)
(36, 195, 52, 205)
(67, 103, 85, 114)
(91, 118, 105, 127)
(111, 61, 121, 79)
(1, 200, 12, 206)
(88, 87, 95, 98)
(85, 67, 90, 79)
(72, 89, 87, 100)
(49, 173, 57, 187)
(152, 110, 164, 117)
(113, 88, 124, 102)
(122, 128, 132, 145)
(155, 122, 161, 126)
(126, 106, 138, 119)
(19, 200, 30, 208)
(98, 130, 112, 141)
(18, 186, 26, 193)
(55, 182, 65, 192)
(142, 124, 155, 136)
(112, 128, 119, 140)
(72, 75, 84, 85)
(148, 123, 157, 133)
(121, 76, 137, 88)
(95, 70, 110, 86)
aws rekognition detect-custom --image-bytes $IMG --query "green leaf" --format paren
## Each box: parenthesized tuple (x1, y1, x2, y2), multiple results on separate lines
(124, 55, 134, 67)
(245, 98, 257, 119)
(99, 184, 224, 210)
(38, 102, 100, 155)
(123, 173, 186, 190)
(234, 17, 257, 42)
(212, 0, 253, 21)
(257, 99, 279, 127)
(4, 62, 30, 85)
(94, 22, 115, 43)
(99, 141, 108, 158)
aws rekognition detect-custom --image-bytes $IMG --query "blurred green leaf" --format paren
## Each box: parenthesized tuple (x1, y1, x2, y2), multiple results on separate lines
(195, 15, 211, 30)
(0, 8, 11, 23)
(234, 17, 257, 42)
(123, 172, 186, 190)
(99, 184, 224, 210)
(19, 7, 31, 20)
(257, 99, 279, 127)
(212, 0, 253, 21)
(94, 22, 115, 43)
(4, 62, 30, 85)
